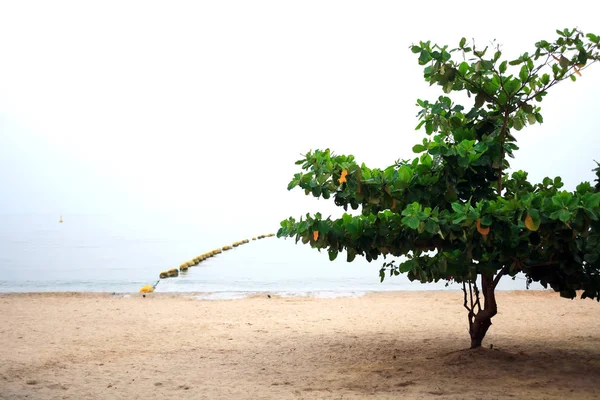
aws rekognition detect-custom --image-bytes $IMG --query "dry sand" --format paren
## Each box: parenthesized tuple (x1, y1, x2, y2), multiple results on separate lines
(1, 290, 599, 399)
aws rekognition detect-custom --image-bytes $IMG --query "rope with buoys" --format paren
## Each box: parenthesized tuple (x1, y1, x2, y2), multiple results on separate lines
(139, 233, 276, 293)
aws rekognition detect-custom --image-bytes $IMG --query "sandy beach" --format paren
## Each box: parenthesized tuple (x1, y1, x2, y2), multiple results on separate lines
(1, 291, 599, 399)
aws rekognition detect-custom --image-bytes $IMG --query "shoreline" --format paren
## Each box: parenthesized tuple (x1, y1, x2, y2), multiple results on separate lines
(0, 287, 551, 300)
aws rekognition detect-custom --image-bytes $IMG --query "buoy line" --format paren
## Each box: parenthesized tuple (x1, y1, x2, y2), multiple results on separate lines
(139, 233, 276, 294)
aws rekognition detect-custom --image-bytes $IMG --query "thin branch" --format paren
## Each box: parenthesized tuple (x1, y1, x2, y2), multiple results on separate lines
(472, 281, 481, 313)
(462, 282, 472, 313)
(468, 280, 474, 311)
(493, 264, 509, 288)
(520, 59, 599, 106)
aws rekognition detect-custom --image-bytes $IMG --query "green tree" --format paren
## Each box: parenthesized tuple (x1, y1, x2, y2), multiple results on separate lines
(278, 29, 600, 348)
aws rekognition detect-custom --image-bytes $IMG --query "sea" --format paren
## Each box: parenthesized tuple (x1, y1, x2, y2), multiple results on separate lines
(0, 214, 542, 298)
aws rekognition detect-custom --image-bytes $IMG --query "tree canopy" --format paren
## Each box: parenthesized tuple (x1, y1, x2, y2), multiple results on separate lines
(277, 29, 600, 347)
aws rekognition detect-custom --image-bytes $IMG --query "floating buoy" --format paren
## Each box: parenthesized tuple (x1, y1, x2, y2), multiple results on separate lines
(159, 271, 169, 279)
(168, 268, 179, 277)
(140, 285, 154, 293)
(252, 237, 256, 240)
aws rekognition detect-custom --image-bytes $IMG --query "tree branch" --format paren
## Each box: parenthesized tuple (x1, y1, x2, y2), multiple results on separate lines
(497, 109, 510, 195)
(469, 281, 474, 311)
(473, 280, 481, 313)
(462, 282, 471, 313)
(493, 264, 509, 288)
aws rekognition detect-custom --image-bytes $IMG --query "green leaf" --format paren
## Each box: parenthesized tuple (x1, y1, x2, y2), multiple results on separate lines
(401, 215, 420, 230)
(458, 62, 469, 76)
(451, 202, 464, 213)
(535, 113, 544, 123)
(584, 193, 600, 209)
(424, 220, 440, 234)
(425, 120, 433, 134)
(398, 166, 413, 183)
(420, 153, 432, 167)
(519, 64, 529, 82)
(411, 45, 421, 54)
(497, 91, 508, 105)
(412, 144, 426, 153)
(513, 117, 524, 131)
(586, 33, 599, 43)
(558, 209, 572, 223)
(346, 249, 357, 262)
(505, 78, 521, 94)
(399, 260, 415, 273)
(328, 249, 338, 261)
(419, 50, 431, 64)
(459, 37, 466, 48)
(499, 61, 507, 74)
(480, 215, 493, 226)
(474, 92, 485, 108)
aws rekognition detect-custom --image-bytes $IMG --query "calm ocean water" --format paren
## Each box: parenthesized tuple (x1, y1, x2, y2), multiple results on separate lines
(0, 214, 540, 297)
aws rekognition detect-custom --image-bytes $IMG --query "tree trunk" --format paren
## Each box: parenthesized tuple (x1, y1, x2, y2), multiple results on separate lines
(469, 313, 493, 348)
(468, 275, 498, 349)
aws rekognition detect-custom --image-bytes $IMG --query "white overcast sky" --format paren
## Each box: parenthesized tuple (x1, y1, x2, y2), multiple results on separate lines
(1, 1, 599, 231)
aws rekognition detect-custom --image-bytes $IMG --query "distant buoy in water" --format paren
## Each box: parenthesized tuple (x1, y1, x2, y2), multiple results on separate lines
(59, 215, 63, 223)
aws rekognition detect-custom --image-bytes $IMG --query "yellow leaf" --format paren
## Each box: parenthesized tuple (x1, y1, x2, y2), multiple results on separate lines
(574, 66, 582, 77)
(338, 169, 348, 184)
(524, 214, 539, 231)
(476, 218, 490, 236)
(313, 231, 319, 241)
(392, 198, 397, 210)
(357, 182, 361, 194)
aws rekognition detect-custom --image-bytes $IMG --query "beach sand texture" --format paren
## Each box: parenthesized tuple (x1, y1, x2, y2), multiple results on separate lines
(1, 291, 599, 399)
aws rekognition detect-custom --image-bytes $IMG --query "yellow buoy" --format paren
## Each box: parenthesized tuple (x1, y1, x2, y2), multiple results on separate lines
(140, 285, 154, 293)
